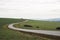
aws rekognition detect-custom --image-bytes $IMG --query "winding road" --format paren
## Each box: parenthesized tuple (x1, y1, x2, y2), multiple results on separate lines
(8, 20, 60, 40)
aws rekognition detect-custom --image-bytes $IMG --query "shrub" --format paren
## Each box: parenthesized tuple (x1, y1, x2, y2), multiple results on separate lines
(36, 26, 39, 28)
(56, 27, 60, 30)
(24, 25, 32, 27)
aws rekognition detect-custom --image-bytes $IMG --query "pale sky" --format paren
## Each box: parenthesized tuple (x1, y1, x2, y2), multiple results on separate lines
(0, 0, 60, 19)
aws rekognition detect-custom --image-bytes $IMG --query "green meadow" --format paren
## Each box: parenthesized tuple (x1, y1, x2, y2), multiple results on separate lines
(0, 18, 51, 40)
(15, 20, 60, 30)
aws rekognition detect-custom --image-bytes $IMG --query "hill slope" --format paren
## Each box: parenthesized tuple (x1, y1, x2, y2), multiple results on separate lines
(45, 18, 60, 21)
(0, 18, 50, 40)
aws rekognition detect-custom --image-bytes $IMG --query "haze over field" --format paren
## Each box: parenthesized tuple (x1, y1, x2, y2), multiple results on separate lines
(0, 0, 60, 19)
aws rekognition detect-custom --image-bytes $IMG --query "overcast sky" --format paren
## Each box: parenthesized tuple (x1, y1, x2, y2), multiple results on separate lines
(0, 0, 60, 19)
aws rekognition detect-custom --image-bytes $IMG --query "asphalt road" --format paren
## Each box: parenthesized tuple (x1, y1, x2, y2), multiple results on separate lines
(8, 23, 60, 36)
(8, 20, 60, 39)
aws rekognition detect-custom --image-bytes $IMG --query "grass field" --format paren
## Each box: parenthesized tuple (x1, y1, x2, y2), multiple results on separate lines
(15, 20, 60, 30)
(0, 18, 51, 40)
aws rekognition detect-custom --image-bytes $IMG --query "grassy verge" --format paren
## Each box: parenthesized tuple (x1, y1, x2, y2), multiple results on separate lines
(0, 18, 51, 40)
(14, 20, 60, 30)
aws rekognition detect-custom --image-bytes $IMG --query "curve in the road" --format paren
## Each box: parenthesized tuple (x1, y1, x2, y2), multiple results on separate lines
(8, 20, 60, 40)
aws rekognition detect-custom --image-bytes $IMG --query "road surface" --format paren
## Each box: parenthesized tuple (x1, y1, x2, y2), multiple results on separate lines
(8, 20, 60, 39)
